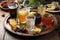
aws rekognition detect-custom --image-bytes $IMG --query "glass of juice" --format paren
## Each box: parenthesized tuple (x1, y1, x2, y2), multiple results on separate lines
(18, 9, 27, 23)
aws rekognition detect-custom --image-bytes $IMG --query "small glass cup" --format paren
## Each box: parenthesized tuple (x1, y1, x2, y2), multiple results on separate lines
(18, 8, 27, 23)
(34, 13, 41, 26)
(42, 14, 53, 28)
(38, 5, 46, 15)
(26, 16, 35, 31)
(5, 0, 18, 18)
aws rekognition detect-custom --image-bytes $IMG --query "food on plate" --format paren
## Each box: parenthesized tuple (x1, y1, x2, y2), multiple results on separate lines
(33, 27, 41, 34)
(29, 12, 36, 17)
(45, 2, 60, 11)
(9, 19, 17, 30)
(40, 25, 46, 31)
(54, 8, 60, 11)
(20, 23, 26, 30)
(1, 1, 8, 8)
(1, 1, 18, 9)
(14, 27, 29, 33)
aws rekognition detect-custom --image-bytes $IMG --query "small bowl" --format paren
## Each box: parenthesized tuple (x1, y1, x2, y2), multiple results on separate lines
(0, 1, 9, 10)
(45, 4, 60, 14)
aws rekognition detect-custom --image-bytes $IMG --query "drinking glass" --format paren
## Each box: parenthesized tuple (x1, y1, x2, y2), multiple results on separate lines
(18, 8, 27, 23)
(5, 0, 18, 18)
(26, 16, 35, 31)
(42, 14, 53, 28)
(38, 5, 46, 15)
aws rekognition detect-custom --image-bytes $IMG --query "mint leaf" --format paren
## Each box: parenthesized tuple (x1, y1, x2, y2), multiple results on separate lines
(20, 24, 25, 30)
(28, 0, 41, 7)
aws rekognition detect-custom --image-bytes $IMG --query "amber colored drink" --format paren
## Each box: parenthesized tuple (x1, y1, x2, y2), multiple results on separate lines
(42, 14, 53, 28)
(18, 11, 27, 23)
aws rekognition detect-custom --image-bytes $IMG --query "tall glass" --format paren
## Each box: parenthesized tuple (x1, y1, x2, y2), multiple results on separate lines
(26, 16, 35, 31)
(5, 0, 18, 18)
(38, 6, 46, 15)
(18, 9, 27, 23)
(42, 14, 53, 28)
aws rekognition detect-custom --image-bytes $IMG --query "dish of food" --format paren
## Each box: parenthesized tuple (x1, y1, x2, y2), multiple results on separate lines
(45, 2, 60, 13)
(0, 1, 18, 10)
(0, 1, 8, 10)
(4, 12, 57, 36)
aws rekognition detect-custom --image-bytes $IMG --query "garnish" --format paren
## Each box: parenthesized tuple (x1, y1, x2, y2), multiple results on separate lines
(20, 23, 26, 30)
(9, 19, 17, 30)
(48, 14, 52, 17)
(27, 0, 41, 8)
(40, 25, 46, 31)
(33, 27, 41, 34)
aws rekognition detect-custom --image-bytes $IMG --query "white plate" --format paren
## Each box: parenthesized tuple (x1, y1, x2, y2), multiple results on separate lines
(47, 10, 60, 13)
(45, 4, 60, 13)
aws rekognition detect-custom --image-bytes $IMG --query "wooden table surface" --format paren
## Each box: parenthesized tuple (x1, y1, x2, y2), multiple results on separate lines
(0, 0, 60, 40)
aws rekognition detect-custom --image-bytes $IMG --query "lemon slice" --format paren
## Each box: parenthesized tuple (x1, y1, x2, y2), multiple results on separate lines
(29, 12, 36, 17)
(33, 27, 41, 33)
(9, 19, 17, 30)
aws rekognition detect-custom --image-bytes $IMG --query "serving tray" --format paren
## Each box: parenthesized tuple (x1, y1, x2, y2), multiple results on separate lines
(3, 15, 58, 36)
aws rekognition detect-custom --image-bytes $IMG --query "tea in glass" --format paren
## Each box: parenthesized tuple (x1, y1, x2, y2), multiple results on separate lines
(6, 0, 18, 18)
(42, 14, 53, 28)
(18, 10, 27, 23)
(34, 13, 41, 26)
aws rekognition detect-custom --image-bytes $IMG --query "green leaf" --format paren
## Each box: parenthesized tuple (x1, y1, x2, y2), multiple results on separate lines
(28, 0, 41, 7)
(32, 31, 36, 35)
(48, 14, 52, 17)
(20, 24, 25, 30)
(29, 0, 35, 3)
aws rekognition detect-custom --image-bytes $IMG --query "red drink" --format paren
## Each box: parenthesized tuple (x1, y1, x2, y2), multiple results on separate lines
(42, 14, 53, 28)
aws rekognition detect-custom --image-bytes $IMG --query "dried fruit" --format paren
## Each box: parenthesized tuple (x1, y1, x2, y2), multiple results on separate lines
(1, 1, 8, 8)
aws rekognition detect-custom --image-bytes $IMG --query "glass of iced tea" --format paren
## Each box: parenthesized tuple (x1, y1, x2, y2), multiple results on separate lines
(42, 14, 53, 28)
(18, 9, 27, 23)
(5, 0, 18, 18)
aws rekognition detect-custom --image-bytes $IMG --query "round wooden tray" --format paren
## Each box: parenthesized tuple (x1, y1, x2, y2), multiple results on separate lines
(3, 15, 58, 36)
